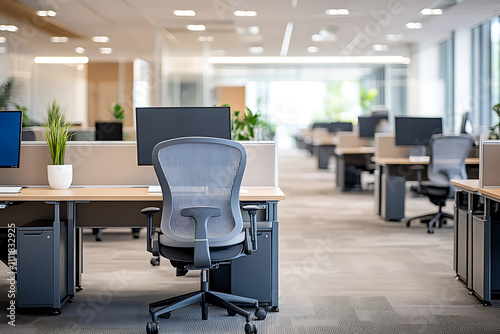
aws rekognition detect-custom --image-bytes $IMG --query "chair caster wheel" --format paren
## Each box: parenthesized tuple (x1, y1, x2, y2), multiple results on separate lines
(146, 321, 159, 334)
(150, 257, 160, 266)
(158, 311, 171, 319)
(227, 309, 236, 316)
(50, 308, 61, 316)
(255, 307, 267, 320)
(244, 322, 257, 334)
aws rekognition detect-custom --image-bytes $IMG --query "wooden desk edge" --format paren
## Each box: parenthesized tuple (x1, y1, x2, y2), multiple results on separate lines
(450, 179, 479, 192)
(0, 187, 286, 201)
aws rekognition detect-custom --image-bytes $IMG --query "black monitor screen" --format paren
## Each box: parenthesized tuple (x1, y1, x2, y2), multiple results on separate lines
(358, 116, 388, 138)
(136, 106, 231, 165)
(395, 117, 442, 146)
(0, 111, 22, 168)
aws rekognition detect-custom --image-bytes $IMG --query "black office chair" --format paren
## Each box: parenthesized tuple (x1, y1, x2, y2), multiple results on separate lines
(406, 134, 473, 233)
(141, 137, 265, 334)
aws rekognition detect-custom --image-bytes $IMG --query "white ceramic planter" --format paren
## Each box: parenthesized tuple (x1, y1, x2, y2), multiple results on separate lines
(47, 165, 73, 189)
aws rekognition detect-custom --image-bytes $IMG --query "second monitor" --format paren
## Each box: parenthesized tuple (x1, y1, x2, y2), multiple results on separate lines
(395, 116, 442, 157)
(135, 106, 231, 166)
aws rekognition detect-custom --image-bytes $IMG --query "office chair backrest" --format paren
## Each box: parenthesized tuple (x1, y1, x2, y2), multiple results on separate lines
(152, 137, 246, 245)
(428, 134, 473, 186)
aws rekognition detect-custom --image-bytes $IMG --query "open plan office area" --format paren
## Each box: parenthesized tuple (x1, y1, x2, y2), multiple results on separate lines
(2, 1, 500, 333)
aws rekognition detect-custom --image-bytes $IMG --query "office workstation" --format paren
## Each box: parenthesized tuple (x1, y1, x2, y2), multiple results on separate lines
(372, 117, 479, 221)
(0, 107, 284, 334)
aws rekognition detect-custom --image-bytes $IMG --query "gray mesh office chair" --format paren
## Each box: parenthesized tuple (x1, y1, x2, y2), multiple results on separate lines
(141, 137, 265, 334)
(406, 134, 473, 233)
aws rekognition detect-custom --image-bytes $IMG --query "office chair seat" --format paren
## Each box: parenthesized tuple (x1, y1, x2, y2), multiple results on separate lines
(406, 134, 473, 234)
(159, 230, 246, 248)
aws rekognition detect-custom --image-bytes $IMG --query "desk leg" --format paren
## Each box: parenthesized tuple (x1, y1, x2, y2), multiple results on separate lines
(267, 201, 279, 311)
(75, 227, 83, 291)
(67, 202, 75, 297)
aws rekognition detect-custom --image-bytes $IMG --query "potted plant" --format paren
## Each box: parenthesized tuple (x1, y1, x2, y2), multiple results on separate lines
(95, 101, 124, 140)
(0, 77, 15, 110)
(231, 106, 261, 140)
(43, 101, 73, 189)
(489, 103, 500, 139)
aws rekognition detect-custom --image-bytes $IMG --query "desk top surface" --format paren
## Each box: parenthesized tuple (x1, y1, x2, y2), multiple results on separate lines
(0, 187, 285, 202)
(450, 179, 480, 192)
(478, 187, 500, 200)
(372, 157, 480, 165)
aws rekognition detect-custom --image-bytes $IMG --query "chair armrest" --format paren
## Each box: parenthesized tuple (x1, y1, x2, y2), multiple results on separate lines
(141, 207, 160, 256)
(181, 206, 221, 268)
(241, 205, 260, 253)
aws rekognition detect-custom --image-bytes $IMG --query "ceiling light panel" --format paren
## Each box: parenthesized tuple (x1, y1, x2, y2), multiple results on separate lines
(34, 56, 89, 64)
(173, 10, 196, 16)
(75, 47, 85, 54)
(234, 11, 257, 17)
(406, 22, 422, 29)
(99, 47, 113, 54)
(50, 36, 68, 43)
(0, 25, 18, 32)
(187, 25, 206, 31)
(248, 46, 264, 54)
(92, 36, 110, 43)
(307, 46, 319, 53)
(0, 37, 6, 43)
(421, 8, 443, 15)
(325, 9, 349, 16)
(36, 10, 57, 17)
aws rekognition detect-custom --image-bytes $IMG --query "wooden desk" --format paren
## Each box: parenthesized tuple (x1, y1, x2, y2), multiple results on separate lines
(373, 158, 480, 221)
(0, 186, 285, 311)
(333, 147, 375, 191)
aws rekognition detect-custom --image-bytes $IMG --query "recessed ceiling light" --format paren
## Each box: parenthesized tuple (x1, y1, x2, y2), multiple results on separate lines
(307, 46, 319, 53)
(76, 64, 85, 71)
(406, 22, 422, 29)
(248, 46, 264, 54)
(92, 36, 110, 43)
(248, 26, 260, 35)
(312, 34, 325, 42)
(36, 10, 57, 17)
(372, 44, 389, 52)
(173, 9, 196, 16)
(421, 8, 443, 15)
(34, 56, 89, 64)
(50, 36, 68, 43)
(99, 47, 113, 55)
(234, 10, 257, 17)
(0, 25, 18, 32)
(385, 34, 402, 42)
(198, 36, 214, 42)
(0, 37, 5, 43)
(0, 47, 5, 54)
(187, 24, 206, 31)
(75, 47, 85, 54)
(325, 9, 349, 16)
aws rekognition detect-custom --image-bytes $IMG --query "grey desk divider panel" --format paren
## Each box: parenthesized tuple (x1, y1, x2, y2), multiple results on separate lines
(0, 141, 277, 187)
(479, 140, 500, 188)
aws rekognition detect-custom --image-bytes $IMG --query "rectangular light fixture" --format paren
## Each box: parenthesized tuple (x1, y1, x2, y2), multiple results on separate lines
(234, 10, 257, 17)
(34, 56, 89, 64)
(187, 24, 206, 31)
(173, 10, 196, 16)
(0, 25, 18, 32)
(280, 22, 294, 56)
(208, 56, 411, 65)
(326, 9, 349, 15)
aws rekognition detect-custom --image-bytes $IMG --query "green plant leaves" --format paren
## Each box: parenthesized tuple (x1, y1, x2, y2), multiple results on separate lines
(42, 101, 73, 165)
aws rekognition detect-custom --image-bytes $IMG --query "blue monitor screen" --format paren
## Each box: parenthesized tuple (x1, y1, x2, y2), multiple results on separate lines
(395, 117, 442, 146)
(0, 111, 22, 168)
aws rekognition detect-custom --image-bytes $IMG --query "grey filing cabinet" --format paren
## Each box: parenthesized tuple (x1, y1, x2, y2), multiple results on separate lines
(380, 173, 405, 221)
(210, 202, 279, 311)
(17, 219, 70, 313)
(470, 198, 500, 305)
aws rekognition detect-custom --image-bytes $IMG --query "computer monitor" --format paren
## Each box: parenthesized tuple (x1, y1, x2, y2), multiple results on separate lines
(358, 116, 388, 138)
(395, 116, 442, 156)
(95, 122, 123, 141)
(0, 110, 22, 168)
(135, 106, 231, 166)
(326, 122, 353, 133)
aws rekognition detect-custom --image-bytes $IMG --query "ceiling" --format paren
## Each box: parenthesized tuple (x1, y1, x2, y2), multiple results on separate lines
(0, 0, 499, 63)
